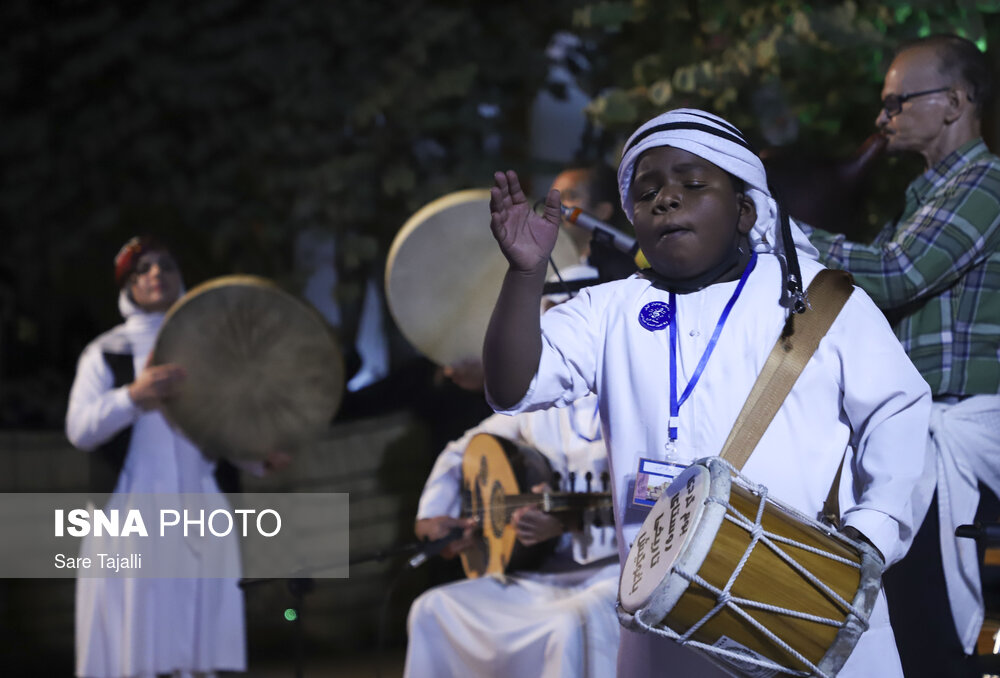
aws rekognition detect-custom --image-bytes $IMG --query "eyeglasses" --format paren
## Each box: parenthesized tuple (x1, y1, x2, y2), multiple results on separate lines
(881, 87, 950, 118)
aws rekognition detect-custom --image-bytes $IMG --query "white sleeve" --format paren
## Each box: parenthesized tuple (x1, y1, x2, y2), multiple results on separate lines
(65, 343, 142, 451)
(415, 413, 527, 520)
(488, 288, 602, 415)
(835, 291, 933, 567)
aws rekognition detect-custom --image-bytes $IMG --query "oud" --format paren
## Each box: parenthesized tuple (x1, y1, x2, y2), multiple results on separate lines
(459, 433, 613, 578)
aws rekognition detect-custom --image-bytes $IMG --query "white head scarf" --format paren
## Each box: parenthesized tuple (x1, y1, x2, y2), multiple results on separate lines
(117, 284, 186, 320)
(617, 108, 818, 261)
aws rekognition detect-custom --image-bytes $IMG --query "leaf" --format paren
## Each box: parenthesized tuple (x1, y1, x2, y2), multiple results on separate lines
(591, 88, 638, 125)
(572, 2, 634, 30)
(791, 10, 815, 39)
(672, 65, 697, 93)
(713, 86, 738, 110)
(648, 79, 673, 106)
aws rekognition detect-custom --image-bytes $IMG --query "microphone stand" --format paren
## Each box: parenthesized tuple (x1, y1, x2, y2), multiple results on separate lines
(239, 575, 316, 678)
(348, 539, 423, 567)
(542, 236, 636, 299)
(956, 522, 1000, 547)
(238, 530, 464, 677)
(588, 236, 640, 282)
(551, 202, 640, 289)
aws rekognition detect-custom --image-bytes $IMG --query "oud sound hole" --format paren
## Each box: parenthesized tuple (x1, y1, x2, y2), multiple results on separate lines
(489, 481, 506, 538)
(478, 456, 489, 486)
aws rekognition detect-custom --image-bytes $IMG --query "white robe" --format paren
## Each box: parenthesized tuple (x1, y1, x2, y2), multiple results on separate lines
(491, 254, 933, 678)
(66, 292, 246, 678)
(930, 394, 1000, 653)
(404, 397, 621, 678)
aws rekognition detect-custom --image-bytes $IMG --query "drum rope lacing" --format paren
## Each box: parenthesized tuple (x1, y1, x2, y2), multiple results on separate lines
(630, 461, 872, 678)
(631, 611, 817, 677)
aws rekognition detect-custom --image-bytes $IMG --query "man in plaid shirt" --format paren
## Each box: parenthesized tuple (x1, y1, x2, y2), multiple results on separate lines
(803, 34, 1000, 677)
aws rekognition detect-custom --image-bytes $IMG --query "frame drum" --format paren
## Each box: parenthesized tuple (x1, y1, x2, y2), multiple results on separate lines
(385, 189, 581, 367)
(618, 458, 883, 677)
(151, 275, 344, 461)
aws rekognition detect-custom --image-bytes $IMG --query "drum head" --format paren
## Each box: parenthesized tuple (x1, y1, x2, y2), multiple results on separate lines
(620, 464, 713, 615)
(151, 275, 344, 461)
(385, 189, 581, 366)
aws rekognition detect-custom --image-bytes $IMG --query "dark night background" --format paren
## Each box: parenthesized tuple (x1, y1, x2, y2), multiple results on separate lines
(3, 1, 1000, 675)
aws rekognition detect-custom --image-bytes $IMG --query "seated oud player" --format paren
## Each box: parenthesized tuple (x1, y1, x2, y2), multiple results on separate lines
(403, 265, 620, 678)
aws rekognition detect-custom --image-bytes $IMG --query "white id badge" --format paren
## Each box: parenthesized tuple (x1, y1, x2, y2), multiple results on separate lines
(631, 457, 686, 507)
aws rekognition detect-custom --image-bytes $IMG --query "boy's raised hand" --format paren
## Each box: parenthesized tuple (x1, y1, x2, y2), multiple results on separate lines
(490, 170, 561, 273)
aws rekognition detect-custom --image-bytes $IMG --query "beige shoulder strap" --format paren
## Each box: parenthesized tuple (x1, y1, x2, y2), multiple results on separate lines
(718, 268, 855, 472)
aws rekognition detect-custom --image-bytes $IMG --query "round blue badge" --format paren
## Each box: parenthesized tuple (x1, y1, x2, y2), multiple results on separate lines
(638, 301, 671, 331)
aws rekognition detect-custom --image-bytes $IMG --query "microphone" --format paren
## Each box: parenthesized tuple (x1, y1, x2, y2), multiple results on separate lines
(559, 204, 649, 269)
(406, 527, 466, 569)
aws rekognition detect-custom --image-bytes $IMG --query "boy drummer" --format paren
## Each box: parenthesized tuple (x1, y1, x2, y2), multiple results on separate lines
(483, 109, 932, 677)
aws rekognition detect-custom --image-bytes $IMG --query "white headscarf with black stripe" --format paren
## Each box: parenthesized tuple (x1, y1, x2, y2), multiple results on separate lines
(617, 108, 818, 261)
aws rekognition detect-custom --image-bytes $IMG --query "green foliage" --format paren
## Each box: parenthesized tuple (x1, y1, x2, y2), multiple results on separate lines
(576, 0, 1000, 234)
(583, 1, 996, 146)
(1, 0, 579, 276)
(6, 0, 1000, 427)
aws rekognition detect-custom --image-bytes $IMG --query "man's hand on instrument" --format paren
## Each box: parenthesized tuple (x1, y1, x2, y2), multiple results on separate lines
(263, 449, 293, 473)
(442, 358, 485, 392)
(490, 170, 561, 274)
(128, 361, 187, 411)
(414, 515, 478, 559)
(512, 482, 565, 546)
(229, 452, 292, 479)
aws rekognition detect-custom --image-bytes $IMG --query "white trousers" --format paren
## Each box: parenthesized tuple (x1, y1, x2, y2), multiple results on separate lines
(404, 562, 620, 678)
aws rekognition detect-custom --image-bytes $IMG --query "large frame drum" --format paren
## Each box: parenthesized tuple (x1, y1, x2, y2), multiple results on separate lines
(385, 189, 581, 367)
(151, 275, 343, 461)
(618, 458, 883, 677)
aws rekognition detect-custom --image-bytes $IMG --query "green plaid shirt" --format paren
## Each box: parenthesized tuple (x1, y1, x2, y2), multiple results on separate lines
(806, 138, 1000, 396)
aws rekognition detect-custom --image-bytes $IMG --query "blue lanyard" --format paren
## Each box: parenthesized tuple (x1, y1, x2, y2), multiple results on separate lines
(568, 399, 601, 443)
(668, 251, 757, 441)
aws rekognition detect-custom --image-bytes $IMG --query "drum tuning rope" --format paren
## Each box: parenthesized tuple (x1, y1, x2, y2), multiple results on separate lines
(714, 463, 870, 622)
(628, 608, 815, 677)
(629, 459, 875, 678)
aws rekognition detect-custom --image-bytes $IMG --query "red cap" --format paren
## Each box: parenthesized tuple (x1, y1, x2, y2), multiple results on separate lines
(113, 235, 169, 288)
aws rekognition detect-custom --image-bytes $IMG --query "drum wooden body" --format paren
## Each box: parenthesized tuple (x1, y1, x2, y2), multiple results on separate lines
(618, 458, 882, 677)
(385, 189, 580, 366)
(151, 275, 343, 461)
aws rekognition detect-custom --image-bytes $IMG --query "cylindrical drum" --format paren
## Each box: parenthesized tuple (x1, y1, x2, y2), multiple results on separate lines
(618, 458, 882, 677)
